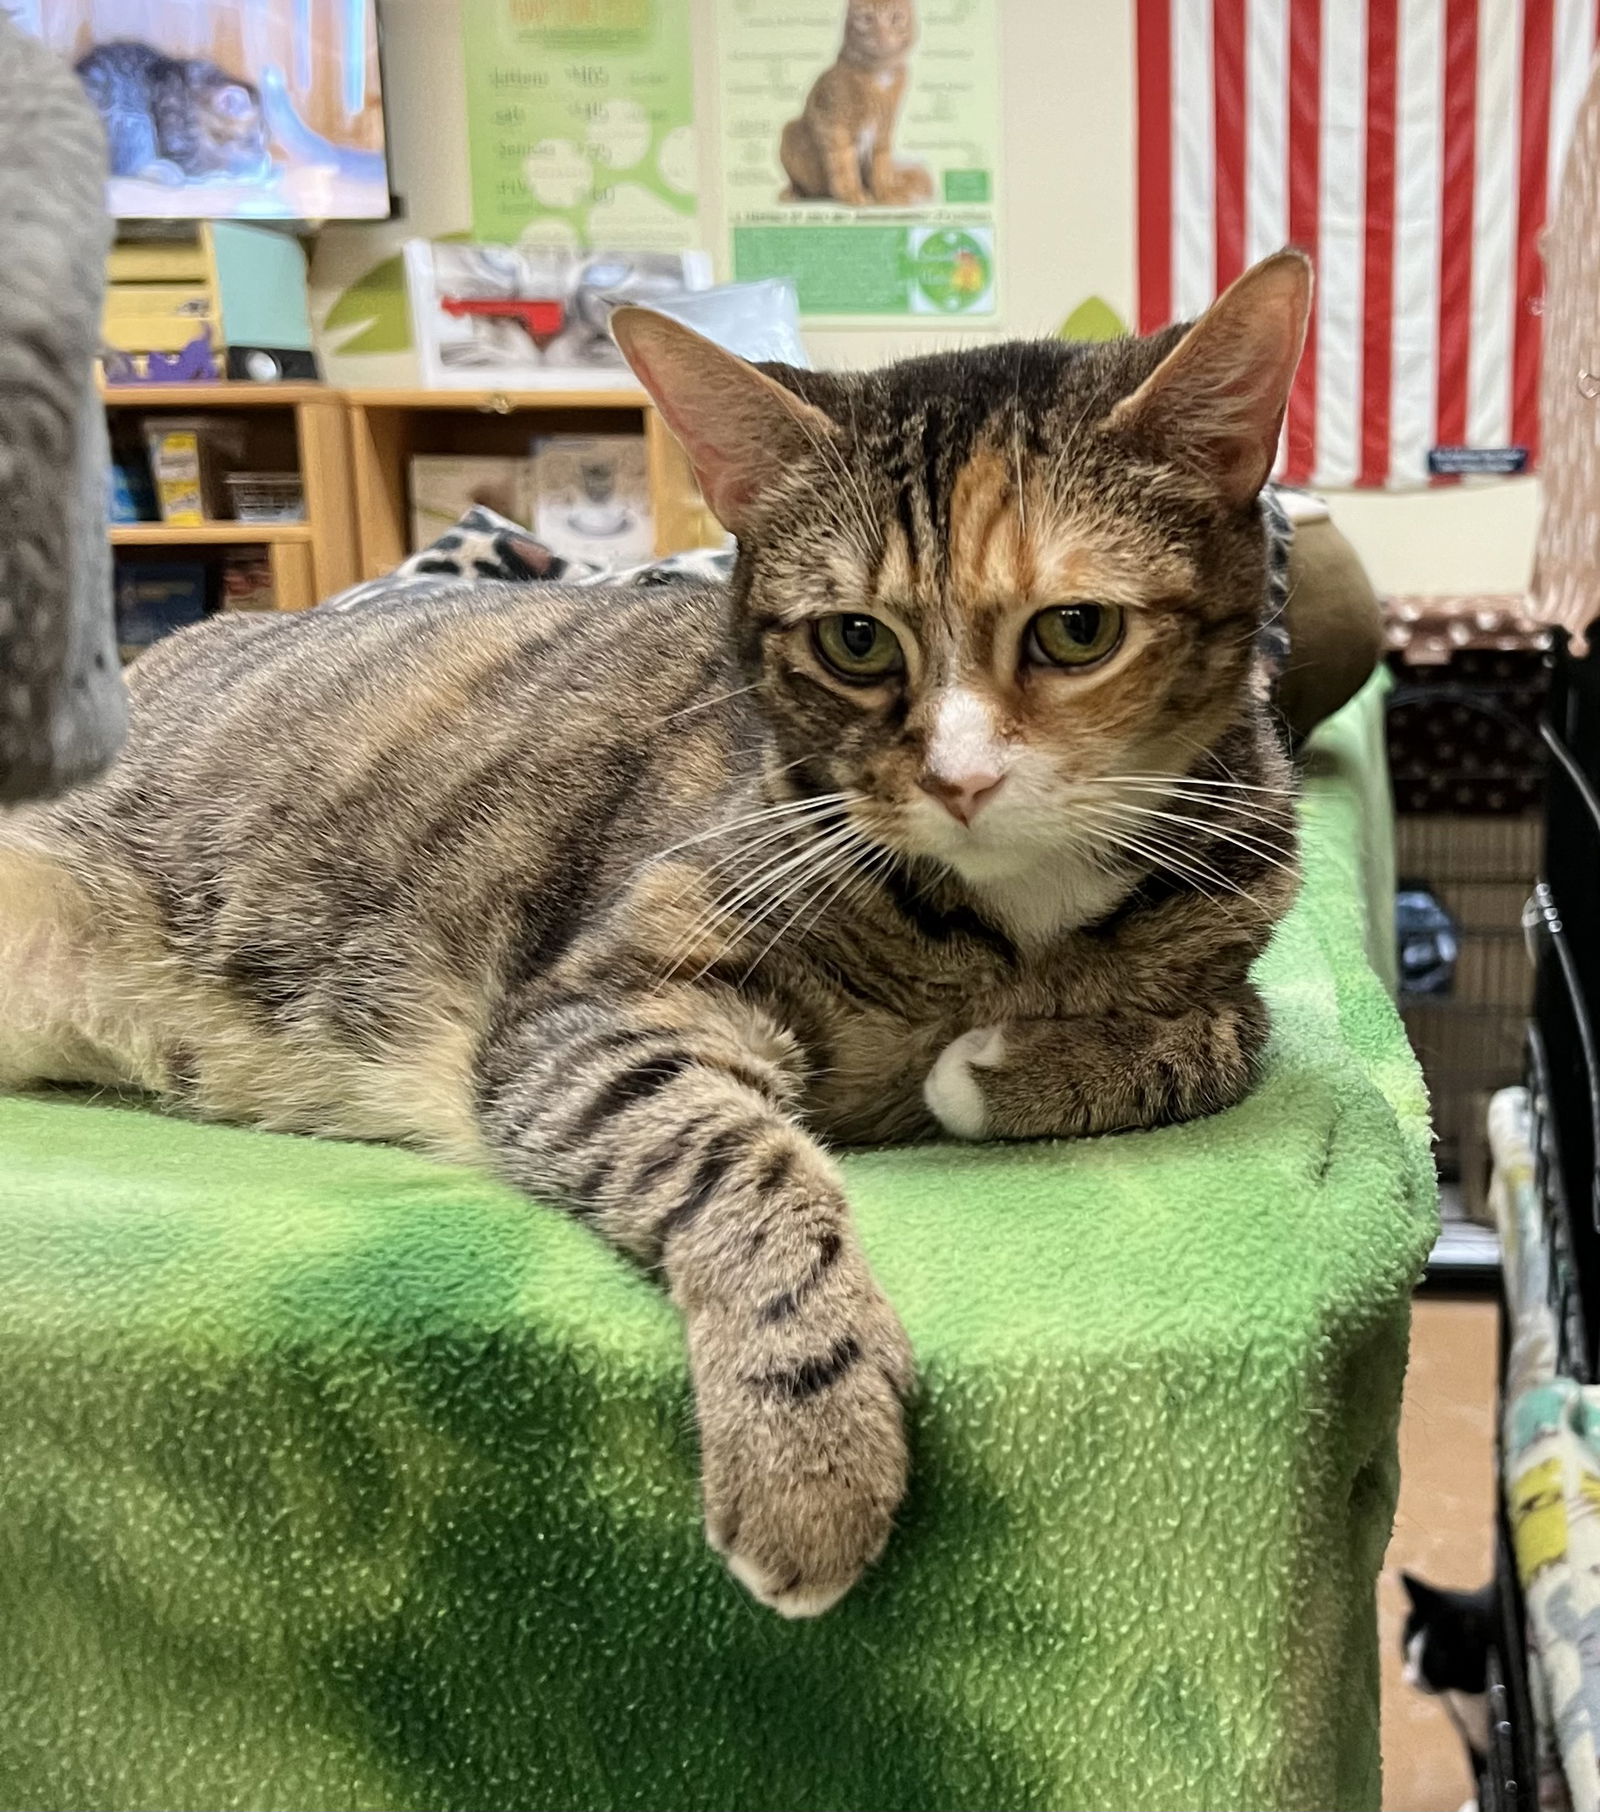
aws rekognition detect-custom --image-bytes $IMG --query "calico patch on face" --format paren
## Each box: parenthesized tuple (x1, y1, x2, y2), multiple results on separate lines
(613, 253, 1307, 922)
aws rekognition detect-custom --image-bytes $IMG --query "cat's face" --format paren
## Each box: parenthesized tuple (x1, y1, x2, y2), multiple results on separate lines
(191, 70, 269, 175)
(844, 0, 917, 60)
(614, 253, 1309, 899)
(736, 435, 1260, 889)
(1401, 1573, 1493, 1696)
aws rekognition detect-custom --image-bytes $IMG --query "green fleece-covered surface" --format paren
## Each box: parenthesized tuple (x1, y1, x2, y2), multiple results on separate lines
(0, 675, 1434, 1812)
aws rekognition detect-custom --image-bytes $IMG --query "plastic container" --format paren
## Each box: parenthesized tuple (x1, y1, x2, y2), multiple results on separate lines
(225, 472, 305, 524)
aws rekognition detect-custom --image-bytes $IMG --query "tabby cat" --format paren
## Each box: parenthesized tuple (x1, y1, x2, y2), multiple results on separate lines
(75, 40, 270, 186)
(780, 0, 933, 206)
(0, 251, 1309, 1617)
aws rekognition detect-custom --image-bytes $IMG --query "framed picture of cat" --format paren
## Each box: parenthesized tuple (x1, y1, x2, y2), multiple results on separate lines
(19, 0, 389, 220)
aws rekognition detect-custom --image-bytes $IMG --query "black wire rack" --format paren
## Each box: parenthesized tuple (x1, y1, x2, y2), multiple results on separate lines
(1388, 680, 1547, 1208)
(1525, 641, 1600, 1380)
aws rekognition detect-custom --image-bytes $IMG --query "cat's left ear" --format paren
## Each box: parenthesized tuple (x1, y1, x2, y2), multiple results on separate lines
(611, 306, 839, 535)
(1104, 248, 1312, 507)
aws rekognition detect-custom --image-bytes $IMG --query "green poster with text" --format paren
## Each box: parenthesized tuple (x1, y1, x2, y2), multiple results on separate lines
(717, 0, 1001, 320)
(464, 0, 698, 251)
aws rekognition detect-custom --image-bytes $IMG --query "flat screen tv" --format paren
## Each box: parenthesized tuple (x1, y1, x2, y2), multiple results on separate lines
(14, 0, 389, 220)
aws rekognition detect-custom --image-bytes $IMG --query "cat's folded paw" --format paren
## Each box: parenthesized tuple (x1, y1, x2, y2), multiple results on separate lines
(695, 1293, 912, 1618)
(923, 1024, 1006, 1139)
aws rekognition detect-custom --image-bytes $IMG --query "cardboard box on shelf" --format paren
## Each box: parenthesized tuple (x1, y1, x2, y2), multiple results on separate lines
(141, 416, 246, 524)
(530, 434, 653, 571)
(408, 455, 534, 551)
(221, 547, 276, 613)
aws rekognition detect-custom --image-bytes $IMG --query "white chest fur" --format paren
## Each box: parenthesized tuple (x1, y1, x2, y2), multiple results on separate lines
(961, 850, 1133, 947)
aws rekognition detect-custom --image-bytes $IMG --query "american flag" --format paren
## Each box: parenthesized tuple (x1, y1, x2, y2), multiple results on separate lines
(1135, 0, 1599, 488)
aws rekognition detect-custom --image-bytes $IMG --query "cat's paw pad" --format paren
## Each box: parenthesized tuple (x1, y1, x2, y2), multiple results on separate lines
(923, 1025, 1005, 1139)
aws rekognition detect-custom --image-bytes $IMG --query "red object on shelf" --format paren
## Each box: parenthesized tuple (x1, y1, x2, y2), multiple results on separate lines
(440, 295, 567, 351)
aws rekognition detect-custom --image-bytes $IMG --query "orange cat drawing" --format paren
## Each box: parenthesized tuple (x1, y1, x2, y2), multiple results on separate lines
(779, 0, 933, 208)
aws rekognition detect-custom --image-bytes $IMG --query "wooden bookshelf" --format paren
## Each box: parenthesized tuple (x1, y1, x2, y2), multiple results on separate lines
(103, 382, 719, 609)
(102, 382, 358, 613)
(341, 386, 652, 411)
(101, 381, 331, 408)
(109, 522, 313, 545)
(343, 388, 719, 581)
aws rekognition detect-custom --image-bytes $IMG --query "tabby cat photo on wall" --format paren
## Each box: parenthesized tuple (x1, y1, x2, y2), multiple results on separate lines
(0, 251, 1310, 1617)
(780, 0, 933, 206)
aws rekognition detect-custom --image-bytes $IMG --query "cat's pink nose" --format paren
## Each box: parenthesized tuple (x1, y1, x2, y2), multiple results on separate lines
(920, 771, 1005, 825)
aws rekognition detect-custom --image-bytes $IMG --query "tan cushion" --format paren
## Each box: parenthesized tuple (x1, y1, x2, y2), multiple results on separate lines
(1277, 516, 1385, 741)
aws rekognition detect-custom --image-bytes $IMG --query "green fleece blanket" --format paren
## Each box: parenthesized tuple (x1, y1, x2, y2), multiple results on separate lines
(0, 675, 1434, 1812)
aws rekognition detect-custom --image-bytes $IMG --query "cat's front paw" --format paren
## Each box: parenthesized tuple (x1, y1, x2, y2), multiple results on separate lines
(693, 1290, 912, 1618)
(923, 1025, 1006, 1139)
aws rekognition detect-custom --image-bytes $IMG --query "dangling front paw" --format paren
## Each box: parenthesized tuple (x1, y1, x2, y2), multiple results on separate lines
(923, 1025, 1006, 1139)
(693, 1284, 912, 1618)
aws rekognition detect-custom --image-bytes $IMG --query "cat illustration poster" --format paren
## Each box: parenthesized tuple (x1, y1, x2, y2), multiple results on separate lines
(16, 0, 388, 220)
(717, 0, 1000, 320)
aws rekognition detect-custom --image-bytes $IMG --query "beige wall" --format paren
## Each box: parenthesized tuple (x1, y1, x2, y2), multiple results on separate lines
(315, 0, 1538, 597)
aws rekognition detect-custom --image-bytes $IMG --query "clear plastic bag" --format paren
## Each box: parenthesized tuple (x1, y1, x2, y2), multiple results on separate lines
(642, 278, 809, 367)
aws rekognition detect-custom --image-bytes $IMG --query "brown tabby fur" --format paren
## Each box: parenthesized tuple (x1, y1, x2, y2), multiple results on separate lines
(780, 0, 933, 207)
(0, 254, 1308, 1618)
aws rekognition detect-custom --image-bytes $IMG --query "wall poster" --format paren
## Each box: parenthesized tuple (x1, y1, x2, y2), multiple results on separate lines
(464, 0, 699, 251)
(716, 0, 1001, 321)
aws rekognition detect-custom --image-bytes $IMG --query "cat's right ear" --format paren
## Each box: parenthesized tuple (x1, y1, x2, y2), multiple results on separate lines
(610, 307, 839, 535)
(1400, 1572, 1435, 1608)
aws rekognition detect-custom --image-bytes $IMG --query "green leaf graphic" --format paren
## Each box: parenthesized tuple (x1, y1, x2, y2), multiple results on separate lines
(1057, 296, 1128, 343)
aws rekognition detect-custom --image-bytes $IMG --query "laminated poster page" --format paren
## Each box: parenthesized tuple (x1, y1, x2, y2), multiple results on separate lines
(464, 0, 699, 252)
(716, 0, 1001, 322)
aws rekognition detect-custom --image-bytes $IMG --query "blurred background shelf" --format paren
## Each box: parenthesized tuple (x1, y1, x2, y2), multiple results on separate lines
(103, 382, 357, 614)
(109, 522, 312, 546)
(101, 383, 330, 409)
(104, 384, 722, 608)
(343, 389, 717, 580)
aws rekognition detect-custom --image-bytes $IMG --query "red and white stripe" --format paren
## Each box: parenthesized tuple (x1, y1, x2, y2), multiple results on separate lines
(1135, 0, 1600, 489)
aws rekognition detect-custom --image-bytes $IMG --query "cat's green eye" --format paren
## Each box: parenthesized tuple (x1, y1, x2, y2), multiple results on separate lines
(813, 614, 904, 682)
(1026, 603, 1125, 669)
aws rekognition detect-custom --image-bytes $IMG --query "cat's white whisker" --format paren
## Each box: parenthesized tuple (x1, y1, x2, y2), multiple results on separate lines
(661, 815, 869, 982)
(1069, 802, 1267, 915)
(736, 834, 889, 983)
(1088, 771, 1295, 797)
(691, 821, 876, 986)
(641, 792, 852, 867)
(650, 683, 763, 727)
(1107, 802, 1297, 873)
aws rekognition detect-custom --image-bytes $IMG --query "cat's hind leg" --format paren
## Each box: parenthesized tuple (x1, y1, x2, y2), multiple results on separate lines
(477, 985, 913, 1616)
(0, 832, 168, 1094)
